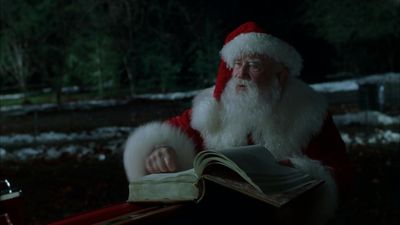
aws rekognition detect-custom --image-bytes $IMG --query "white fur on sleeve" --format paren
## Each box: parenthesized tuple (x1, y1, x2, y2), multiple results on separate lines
(123, 121, 196, 182)
(289, 157, 338, 225)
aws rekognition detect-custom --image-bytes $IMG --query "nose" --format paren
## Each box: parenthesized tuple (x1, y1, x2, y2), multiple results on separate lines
(236, 64, 250, 80)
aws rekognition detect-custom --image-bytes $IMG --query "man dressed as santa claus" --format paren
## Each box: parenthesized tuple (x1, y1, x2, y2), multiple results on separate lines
(123, 21, 353, 224)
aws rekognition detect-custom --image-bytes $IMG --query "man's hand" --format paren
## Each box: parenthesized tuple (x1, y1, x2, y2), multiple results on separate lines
(145, 145, 177, 174)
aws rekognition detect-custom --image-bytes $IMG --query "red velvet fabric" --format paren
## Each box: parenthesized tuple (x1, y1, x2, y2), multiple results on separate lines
(303, 113, 355, 195)
(167, 109, 204, 152)
(47, 203, 143, 225)
(213, 61, 233, 101)
(223, 21, 265, 44)
(213, 21, 265, 101)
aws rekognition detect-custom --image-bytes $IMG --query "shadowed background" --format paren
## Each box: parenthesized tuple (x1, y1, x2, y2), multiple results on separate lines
(0, 0, 399, 224)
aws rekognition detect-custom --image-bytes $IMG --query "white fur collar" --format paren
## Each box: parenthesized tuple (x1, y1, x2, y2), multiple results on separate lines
(191, 79, 328, 160)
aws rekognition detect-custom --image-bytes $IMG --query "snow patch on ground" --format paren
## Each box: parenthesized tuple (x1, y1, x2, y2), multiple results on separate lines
(311, 80, 359, 93)
(2, 73, 398, 115)
(311, 72, 399, 93)
(341, 129, 400, 146)
(134, 90, 201, 100)
(333, 111, 400, 126)
(0, 127, 133, 161)
(1, 73, 399, 162)
(1, 139, 125, 161)
(0, 127, 133, 146)
(1, 110, 398, 162)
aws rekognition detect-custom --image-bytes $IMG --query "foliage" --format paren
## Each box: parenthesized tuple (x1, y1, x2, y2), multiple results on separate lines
(0, 33, 29, 94)
(303, 0, 400, 74)
(187, 19, 221, 88)
(304, 0, 400, 44)
(0, 0, 39, 95)
(1, 0, 399, 100)
(107, 0, 221, 93)
(65, 33, 121, 96)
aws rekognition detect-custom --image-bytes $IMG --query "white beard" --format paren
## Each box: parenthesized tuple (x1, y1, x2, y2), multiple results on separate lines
(192, 77, 327, 157)
(217, 77, 282, 146)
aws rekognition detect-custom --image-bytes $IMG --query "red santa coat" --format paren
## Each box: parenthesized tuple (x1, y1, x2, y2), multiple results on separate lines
(123, 78, 353, 224)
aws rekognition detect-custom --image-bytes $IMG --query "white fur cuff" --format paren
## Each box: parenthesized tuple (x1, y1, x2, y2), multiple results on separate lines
(123, 122, 196, 182)
(289, 157, 338, 225)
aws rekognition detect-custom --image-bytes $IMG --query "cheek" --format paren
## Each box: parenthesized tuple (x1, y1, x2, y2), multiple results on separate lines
(232, 67, 239, 76)
(251, 73, 270, 87)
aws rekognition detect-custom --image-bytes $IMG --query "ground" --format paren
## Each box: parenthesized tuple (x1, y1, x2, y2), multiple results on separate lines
(0, 99, 399, 225)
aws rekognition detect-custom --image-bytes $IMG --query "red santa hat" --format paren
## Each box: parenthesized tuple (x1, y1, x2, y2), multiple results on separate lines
(213, 21, 303, 101)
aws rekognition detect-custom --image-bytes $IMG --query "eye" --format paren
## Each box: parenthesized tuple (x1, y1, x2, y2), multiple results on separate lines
(248, 62, 262, 72)
(234, 61, 242, 67)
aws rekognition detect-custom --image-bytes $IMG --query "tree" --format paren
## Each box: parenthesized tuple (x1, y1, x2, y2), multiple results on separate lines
(187, 18, 221, 88)
(0, 34, 29, 97)
(0, 0, 38, 98)
(303, 0, 400, 74)
(65, 33, 120, 97)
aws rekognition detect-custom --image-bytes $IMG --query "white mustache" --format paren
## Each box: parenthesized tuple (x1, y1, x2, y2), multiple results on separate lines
(232, 78, 253, 86)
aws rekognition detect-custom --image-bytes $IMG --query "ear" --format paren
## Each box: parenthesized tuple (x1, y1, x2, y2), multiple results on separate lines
(276, 67, 289, 88)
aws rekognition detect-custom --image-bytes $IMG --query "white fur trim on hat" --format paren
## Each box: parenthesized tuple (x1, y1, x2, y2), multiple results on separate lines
(123, 121, 196, 182)
(220, 32, 303, 77)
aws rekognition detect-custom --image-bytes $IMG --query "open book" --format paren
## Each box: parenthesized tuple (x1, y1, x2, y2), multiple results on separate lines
(128, 145, 324, 207)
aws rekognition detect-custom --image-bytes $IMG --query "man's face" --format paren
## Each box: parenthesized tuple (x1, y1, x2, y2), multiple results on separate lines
(221, 55, 286, 131)
(232, 54, 284, 93)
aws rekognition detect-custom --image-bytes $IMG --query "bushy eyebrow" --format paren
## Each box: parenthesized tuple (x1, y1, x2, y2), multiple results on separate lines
(247, 59, 262, 63)
(234, 58, 263, 63)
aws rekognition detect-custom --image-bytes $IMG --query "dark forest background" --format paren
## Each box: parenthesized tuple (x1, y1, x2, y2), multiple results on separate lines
(1, 1, 399, 225)
(1, 0, 399, 103)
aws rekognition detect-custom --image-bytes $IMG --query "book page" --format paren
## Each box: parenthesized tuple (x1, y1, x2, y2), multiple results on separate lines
(196, 145, 317, 194)
(203, 171, 323, 207)
(194, 153, 261, 192)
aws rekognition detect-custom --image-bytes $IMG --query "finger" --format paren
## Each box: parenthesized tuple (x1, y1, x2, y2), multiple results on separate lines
(150, 154, 166, 173)
(163, 153, 176, 172)
(145, 157, 156, 173)
(159, 147, 177, 172)
(147, 148, 164, 173)
(146, 149, 163, 173)
(154, 151, 170, 172)
(147, 146, 177, 173)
